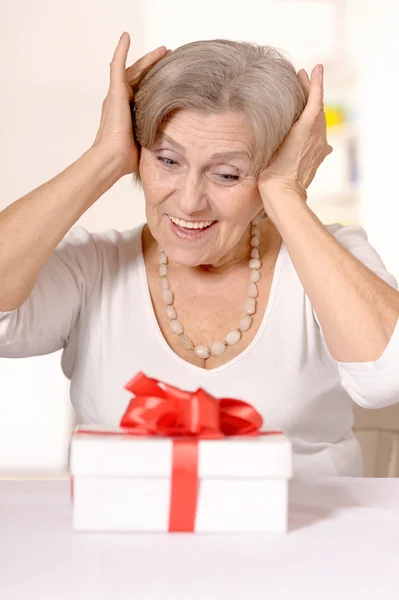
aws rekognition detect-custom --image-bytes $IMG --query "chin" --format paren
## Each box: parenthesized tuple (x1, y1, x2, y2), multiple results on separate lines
(163, 244, 214, 267)
(148, 216, 221, 266)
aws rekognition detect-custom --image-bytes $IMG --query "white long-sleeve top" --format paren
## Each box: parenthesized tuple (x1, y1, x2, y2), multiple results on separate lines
(1, 222, 399, 477)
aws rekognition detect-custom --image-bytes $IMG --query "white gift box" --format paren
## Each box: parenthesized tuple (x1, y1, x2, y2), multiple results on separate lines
(69, 425, 292, 533)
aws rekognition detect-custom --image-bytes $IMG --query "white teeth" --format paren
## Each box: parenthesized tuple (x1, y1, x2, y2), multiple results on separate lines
(169, 216, 214, 229)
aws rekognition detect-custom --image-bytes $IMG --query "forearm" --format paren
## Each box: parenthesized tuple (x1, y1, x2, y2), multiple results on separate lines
(265, 188, 399, 362)
(0, 146, 125, 311)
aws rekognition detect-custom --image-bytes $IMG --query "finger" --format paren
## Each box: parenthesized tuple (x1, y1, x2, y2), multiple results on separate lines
(306, 64, 324, 112)
(129, 45, 167, 72)
(110, 32, 131, 86)
(297, 69, 311, 100)
(125, 47, 167, 86)
(126, 46, 168, 84)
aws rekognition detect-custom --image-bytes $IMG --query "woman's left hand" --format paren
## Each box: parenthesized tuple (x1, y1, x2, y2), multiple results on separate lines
(258, 64, 333, 205)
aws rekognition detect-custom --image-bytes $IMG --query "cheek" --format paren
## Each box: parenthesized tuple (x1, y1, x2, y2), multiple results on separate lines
(218, 186, 262, 223)
(140, 158, 169, 208)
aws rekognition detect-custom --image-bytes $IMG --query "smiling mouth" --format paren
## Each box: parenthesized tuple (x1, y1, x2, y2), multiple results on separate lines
(168, 215, 215, 230)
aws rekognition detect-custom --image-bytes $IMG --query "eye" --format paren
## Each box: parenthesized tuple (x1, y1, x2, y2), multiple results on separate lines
(217, 173, 240, 182)
(157, 156, 178, 167)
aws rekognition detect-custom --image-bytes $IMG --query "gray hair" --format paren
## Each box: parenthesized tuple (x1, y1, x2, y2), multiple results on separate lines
(134, 39, 306, 179)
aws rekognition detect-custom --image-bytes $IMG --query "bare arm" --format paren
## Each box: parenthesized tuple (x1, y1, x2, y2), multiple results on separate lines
(0, 32, 167, 312)
(0, 148, 126, 311)
(263, 190, 399, 362)
(259, 65, 399, 363)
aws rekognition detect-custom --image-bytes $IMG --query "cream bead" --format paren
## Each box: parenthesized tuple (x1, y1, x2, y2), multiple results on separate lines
(166, 305, 177, 320)
(211, 342, 227, 357)
(170, 319, 184, 335)
(249, 258, 261, 270)
(248, 282, 258, 298)
(181, 335, 194, 350)
(158, 217, 262, 358)
(225, 330, 241, 345)
(238, 315, 252, 332)
(250, 270, 261, 283)
(162, 290, 174, 305)
(245, 297, 256, 315)
(194, 345, 211, 359)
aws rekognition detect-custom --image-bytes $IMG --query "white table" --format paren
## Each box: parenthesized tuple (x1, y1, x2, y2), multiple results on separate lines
(1, 478, 399, 599)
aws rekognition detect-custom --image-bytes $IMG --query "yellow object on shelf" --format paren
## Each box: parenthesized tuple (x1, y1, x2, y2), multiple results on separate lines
(324, 105, 346, 128)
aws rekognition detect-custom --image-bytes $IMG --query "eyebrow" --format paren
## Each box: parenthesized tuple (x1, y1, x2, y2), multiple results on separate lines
(157, 133, 250, 161)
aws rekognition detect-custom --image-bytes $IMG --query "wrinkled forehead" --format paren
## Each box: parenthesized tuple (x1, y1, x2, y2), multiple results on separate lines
(155, 109, 255, 161)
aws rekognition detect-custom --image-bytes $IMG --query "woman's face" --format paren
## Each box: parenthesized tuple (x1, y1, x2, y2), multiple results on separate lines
(139, 109, 264, 267)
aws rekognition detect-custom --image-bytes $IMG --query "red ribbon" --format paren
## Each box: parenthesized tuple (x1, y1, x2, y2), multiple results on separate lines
(78, 372, 282, 532)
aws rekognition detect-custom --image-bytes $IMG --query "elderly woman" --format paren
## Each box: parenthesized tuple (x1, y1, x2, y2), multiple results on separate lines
(1, 34, 398, 477)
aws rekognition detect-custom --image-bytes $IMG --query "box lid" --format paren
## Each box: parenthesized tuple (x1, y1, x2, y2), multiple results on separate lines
(70, 425, 292, 479)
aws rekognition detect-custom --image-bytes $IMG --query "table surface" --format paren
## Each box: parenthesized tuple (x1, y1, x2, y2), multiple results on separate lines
(1, 477, 399, 600)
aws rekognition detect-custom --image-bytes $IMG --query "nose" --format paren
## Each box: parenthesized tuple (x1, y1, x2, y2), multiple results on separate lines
(176, 169, 209, 216)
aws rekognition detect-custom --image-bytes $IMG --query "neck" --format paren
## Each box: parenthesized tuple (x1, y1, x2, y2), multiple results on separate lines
(193, 226, 254, 276)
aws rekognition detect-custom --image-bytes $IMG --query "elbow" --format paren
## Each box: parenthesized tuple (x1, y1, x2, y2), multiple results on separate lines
(0, 301, 22, 313)
(0, 285, 34, 313)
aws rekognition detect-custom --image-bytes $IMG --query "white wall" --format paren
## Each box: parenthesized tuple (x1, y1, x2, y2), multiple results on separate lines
(348, 0, 399, 276)
(0, 0, 397, 473)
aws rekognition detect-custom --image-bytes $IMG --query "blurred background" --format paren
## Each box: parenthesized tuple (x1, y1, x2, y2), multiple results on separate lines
(1, 0, 399, 477)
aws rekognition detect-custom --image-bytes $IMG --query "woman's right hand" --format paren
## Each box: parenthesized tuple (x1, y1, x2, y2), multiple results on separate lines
(92, 32, 168, 176)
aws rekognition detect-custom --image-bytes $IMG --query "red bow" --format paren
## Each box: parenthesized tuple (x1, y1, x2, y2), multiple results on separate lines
(121, 372, 264, 438)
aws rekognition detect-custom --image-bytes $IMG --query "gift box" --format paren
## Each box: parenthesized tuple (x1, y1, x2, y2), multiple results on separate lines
(69, 373, 293, 533)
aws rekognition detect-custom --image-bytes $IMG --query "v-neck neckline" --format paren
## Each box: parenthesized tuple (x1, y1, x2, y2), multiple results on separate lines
(136, 223, 286, 376)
